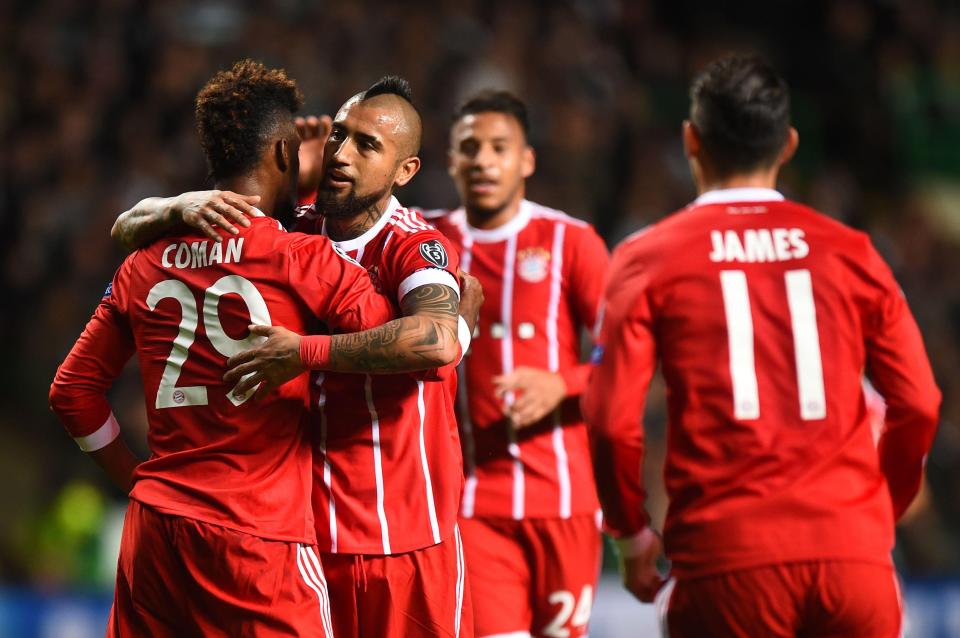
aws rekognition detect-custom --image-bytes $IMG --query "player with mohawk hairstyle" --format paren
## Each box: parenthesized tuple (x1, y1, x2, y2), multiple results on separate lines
(111, 74, 478, 638)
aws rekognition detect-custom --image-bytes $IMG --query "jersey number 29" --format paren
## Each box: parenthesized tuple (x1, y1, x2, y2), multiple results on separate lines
(147, 275, 271, 409)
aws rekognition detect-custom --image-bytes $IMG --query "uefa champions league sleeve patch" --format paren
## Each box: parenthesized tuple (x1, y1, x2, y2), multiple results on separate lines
(419, 240, 449, 268)
(102, 282, 113, 299)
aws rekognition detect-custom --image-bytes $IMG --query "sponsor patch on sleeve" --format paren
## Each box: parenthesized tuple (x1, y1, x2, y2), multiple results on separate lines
(419, 239, 449, 268)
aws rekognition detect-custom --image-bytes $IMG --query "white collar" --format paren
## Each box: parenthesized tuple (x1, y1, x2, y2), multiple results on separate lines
(250, 207, 266, 217)
(694, 187, 784, 206)
(322, 195, 401, 251)
(462, 199, 533, 243)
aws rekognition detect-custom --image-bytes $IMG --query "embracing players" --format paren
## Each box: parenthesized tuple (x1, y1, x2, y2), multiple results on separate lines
(112, 76, 474, 637)
(583, 54, 941, 637)
(423, 91, 609, 638)
(51, 61, 478, 637)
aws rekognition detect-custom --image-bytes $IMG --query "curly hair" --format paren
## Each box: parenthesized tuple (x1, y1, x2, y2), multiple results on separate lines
(195, 59, 304, 181)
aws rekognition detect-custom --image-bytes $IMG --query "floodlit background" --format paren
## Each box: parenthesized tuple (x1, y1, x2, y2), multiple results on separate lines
(2, 0, 959, 636)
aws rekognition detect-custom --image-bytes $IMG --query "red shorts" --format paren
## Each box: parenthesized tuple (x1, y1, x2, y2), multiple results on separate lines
(320, 527, 472, 638)
(459, 514, 602, 638)
(108, 499, 332, 637)
(658, 561, 903, 638)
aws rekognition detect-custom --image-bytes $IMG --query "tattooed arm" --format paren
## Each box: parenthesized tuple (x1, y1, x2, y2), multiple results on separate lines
(328, 283, 460, 372)
(111, 191, 259, 251)
(224, 283, 463, 397)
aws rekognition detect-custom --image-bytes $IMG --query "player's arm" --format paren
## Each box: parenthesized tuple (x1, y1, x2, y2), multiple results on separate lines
(496, 225, 610, 427)
(860, 241, 941, 519)
(110, 191, 260, 251)
(223, 235, 477, 397)
(581, 244, 663, 602)
(48, 275, 142, 492)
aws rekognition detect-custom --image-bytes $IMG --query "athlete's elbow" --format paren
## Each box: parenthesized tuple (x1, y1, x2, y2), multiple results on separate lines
(48, 377, 69, 417)
(429, 338, 459, 368)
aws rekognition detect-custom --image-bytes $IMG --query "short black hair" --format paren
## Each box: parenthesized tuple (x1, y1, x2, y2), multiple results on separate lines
(689, 54, 790, 175)
(452, 90, 530, 140)
(363, 75, 415, 105)
(195, 59, 304, 181)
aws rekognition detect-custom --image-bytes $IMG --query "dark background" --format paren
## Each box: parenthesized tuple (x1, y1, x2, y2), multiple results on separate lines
(2, 0, 959, 593)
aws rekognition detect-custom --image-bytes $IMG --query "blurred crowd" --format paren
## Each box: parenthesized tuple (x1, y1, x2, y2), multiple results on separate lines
(2, 0, 958, 590)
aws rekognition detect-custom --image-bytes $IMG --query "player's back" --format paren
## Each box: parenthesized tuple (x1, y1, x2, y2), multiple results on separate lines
(619, 188, 910, 576)
(117, 214, 390, 543)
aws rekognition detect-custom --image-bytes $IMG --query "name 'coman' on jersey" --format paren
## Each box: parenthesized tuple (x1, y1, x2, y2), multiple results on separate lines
(51, 214, 394, 544)
(586, 188, 941, 578)
(296, 197, 464, 554)
(424, 200, 609, 520)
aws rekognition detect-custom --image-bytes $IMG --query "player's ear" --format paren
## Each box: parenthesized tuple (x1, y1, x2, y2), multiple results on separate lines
(394, 156, 421, 188)
(778, 127, 799, 167)
(682, 120, 700, 160)
(276, 139, 290, 173)
(521, 145, 535, 179)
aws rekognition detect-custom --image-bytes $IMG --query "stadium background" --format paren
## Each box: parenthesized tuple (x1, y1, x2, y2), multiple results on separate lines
(2, 0, 959, 635)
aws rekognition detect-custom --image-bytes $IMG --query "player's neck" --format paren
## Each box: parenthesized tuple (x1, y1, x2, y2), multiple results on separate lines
(325, 191, 392, 242)
(697, 169, 780, 195)
(217, 175, 276, 216)
(465, 191, 524, 230)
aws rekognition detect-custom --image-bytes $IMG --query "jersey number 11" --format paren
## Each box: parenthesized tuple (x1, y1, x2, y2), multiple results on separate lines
(720, 269, 826, 421)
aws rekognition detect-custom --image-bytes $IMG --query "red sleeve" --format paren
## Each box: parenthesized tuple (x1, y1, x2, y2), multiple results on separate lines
(581, 240, 657, 538)
(561, 224, 610, 397)
(286, 234, 394, 332)
(858, 239, 941, 519)
(385, 230, 461, 304)
(49, 262, 136, 450)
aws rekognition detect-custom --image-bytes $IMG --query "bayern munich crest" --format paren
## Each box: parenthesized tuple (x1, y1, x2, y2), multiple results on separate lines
(517, 247, 550, 283)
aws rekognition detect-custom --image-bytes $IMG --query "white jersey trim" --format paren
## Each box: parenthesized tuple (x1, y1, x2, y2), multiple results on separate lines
(455, 526, 465, 638)
(464, 200, 533, 243)
(416, 380, 442, 545)
(315, 374, 338, 552)
(75, 412, 120, 452)
(694, 187, 784, 206)
(501, 234, 525, 520)
(398, 268, 460, 302)
(365, 375, 392, 554)
(547, 222, 572, 518)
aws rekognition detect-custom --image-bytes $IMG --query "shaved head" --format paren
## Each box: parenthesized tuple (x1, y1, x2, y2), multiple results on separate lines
(338, 92, 422, 160)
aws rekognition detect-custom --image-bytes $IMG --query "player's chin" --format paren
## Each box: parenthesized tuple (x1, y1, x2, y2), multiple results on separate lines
(465, 193, 508, 215)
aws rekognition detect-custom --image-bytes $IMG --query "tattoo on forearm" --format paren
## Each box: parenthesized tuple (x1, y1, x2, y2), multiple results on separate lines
(328, 284, 460, 372)
(113, 198, 173, 252)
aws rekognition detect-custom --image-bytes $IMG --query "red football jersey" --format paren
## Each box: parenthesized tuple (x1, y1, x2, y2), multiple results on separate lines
(583, 188, 941, 578)
(50, 213, 394, 543)
(425, 200, 609, 520)
(296, 197, 464, 554)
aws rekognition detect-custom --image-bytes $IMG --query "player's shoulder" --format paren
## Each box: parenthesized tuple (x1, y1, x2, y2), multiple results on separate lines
(383, 202, 453, 246)
(525, 200, 592, 230)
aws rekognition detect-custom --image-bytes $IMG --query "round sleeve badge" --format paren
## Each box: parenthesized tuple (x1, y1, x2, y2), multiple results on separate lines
(419, 240, 449, 268)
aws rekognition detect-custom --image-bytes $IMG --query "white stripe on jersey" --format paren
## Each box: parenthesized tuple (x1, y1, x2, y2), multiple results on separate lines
(458, 238, 478, 519)
(416, 379, 442, 544)
(547, 222, 572, 518)
(365, 375, 392, 554)
(502, 234, 525, 520)
(454, 526, 465, 638)
(316, 374, 338, 552)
